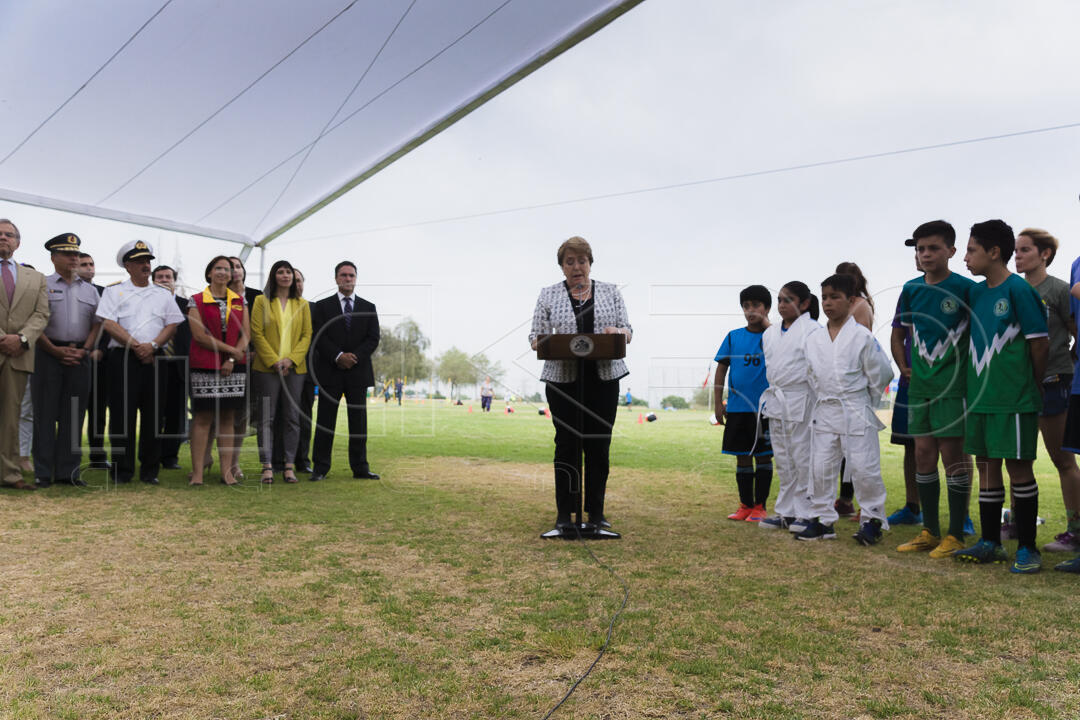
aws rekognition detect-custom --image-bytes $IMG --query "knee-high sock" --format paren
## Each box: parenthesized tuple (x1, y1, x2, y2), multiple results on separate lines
(946, 473, 970, 539)
(1012, 480, 1039, 552)
(754, 457, 773, 507)
(735, 465, 754, 507)
(979, 486, 1006, 545)
(916, 471, 941, 537)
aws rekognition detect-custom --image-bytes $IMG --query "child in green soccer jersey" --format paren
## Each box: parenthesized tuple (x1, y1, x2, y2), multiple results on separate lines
(956, 220, 1049, 573)
(893, 220, 975, 558)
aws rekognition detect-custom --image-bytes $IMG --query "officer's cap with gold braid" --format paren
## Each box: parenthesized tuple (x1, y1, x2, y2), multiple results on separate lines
(45, 233, 81, 253)
(116, 239, 155, 267)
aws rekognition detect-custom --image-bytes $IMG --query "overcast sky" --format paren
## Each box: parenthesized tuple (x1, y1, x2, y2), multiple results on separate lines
(5, 0, 1080, 403)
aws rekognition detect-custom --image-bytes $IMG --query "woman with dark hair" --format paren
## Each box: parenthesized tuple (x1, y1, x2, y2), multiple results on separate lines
(835, 261, 874, 330)
(222, 255, 259, 479)
(228, 255, 262, 308)
(187, 255, 249, 486)
(250, 260, 312, 483)
(529, 236, 632, 532)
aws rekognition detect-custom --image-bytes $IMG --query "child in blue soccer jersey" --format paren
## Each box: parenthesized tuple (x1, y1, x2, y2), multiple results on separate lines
(956, 220, 1049, 573)
(893, 220, 975, 559)
(714, 285, 773, 522)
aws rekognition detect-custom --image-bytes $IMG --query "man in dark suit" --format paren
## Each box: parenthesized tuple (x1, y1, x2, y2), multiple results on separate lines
(78, 252, 109, 467)
(152, 265, 189, 470)
(310, 261, 379, 481)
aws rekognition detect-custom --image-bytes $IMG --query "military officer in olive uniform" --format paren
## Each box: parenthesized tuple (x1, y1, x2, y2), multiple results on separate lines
(96, 240, 184, 484)
(32, 234, 102, 487)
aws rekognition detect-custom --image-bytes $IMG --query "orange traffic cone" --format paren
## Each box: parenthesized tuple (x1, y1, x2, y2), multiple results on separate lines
(544, 408, 551, 418)
(637, 413, 644, 424)
(468, 405, 473, 413)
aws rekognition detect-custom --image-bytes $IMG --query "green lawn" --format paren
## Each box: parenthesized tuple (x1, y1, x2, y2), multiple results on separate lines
(1, 399, 1078, 719)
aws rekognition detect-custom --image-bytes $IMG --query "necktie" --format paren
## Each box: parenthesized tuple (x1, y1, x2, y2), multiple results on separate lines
(1, 260, 13, 305)
(343, 297, 353, 332)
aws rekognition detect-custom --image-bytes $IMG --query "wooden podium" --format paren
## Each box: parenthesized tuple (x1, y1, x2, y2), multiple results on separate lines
(537, 333, 625, 540)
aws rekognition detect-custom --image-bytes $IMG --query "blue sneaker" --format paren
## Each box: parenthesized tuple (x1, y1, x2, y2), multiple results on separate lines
(795, 521, 836, 541)
(759, 515, 793, 530)
(886, 506, 922, 526)
(963, 516, 975, 537)
(853, 518, 883, 546)
(1054, 555, 1080, 573)
(1011, 547, 1042, 574)
(788, 518, 813, 533)
(954, 539, 1009, 564)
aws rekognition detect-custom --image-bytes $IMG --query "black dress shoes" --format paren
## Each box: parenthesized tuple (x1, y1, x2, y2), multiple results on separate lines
(161, 461, 181, 470)
(352, 471, 380, 480)
(141, 477, 159, 485)
(309, 473, 326, 482)
(298, 462, 313, 473)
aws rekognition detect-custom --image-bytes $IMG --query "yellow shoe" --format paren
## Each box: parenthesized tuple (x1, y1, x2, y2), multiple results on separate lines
(897, 529, 940, 552)
(928, 534, 965, 559)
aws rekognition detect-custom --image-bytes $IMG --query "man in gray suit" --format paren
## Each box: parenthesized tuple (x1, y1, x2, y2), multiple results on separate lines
(0, 218, 50, 490)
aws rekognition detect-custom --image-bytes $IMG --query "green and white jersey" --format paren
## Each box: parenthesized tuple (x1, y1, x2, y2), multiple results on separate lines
(899, 272, 975, 400)
(966, 273, 1048, 414)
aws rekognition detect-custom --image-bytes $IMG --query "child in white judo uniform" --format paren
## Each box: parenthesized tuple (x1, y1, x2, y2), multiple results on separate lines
(798, 273, 895, 544)
(758, 281, 821, 532)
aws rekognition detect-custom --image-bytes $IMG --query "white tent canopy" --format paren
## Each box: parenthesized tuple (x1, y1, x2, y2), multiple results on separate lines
(0, 0, 643, 253)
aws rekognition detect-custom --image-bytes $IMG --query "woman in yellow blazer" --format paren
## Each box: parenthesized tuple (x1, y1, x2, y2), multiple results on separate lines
(250, 260, 312, 484)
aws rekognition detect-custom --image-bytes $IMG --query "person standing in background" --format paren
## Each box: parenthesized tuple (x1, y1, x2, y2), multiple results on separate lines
(96, 240, 184, 485)
(0, 218, 50, 490)
(152, 265, 191, 471)
(310, 261, 380, 482)
(78, 252, 109, 468)
(273, 268, 315, 473)
(32, 234, 100, 488)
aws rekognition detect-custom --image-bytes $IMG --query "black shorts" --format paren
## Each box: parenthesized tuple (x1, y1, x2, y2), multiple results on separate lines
(1041, 375, 1072, 417)
(722, 412, 772, 457)
(1061, 394, 1080, 454)
(890, 382, 914, 447)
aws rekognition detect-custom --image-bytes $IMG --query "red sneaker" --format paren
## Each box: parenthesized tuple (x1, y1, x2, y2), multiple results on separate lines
(727, 504, 753, 520)
(834, 498, 856, 517)
(746, 504, 768, 522)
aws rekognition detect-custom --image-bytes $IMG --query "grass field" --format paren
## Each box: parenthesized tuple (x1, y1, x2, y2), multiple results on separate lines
(2, 399, 1079, 719)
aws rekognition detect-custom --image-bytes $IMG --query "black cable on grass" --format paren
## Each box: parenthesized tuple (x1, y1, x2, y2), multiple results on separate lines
(541, 523, 630, 720)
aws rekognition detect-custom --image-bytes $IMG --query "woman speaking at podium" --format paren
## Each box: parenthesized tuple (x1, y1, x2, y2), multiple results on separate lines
(529, 237, 632, 532)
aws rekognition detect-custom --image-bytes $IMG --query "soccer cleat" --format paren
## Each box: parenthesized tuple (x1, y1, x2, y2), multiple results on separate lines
(1042, 531, 1080, 553)
(963, 516, 975, 537)
(746, 504, 768, 522)
(727, 504, 753, 521)
(788, 518, 813, 533)
(796, 521, 837, 541)
(887, 506, 922, 526)
(759, 515, 793, 530)
(853, 518, 883, 546)
(1010, 547, 1042, 574)
(954, 539, 1009, 564)
(834, 498, 856, 517)
(928, 534, 966, 559)
(1054, 555, 1080, 573)
(897, 529, 940, 553)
